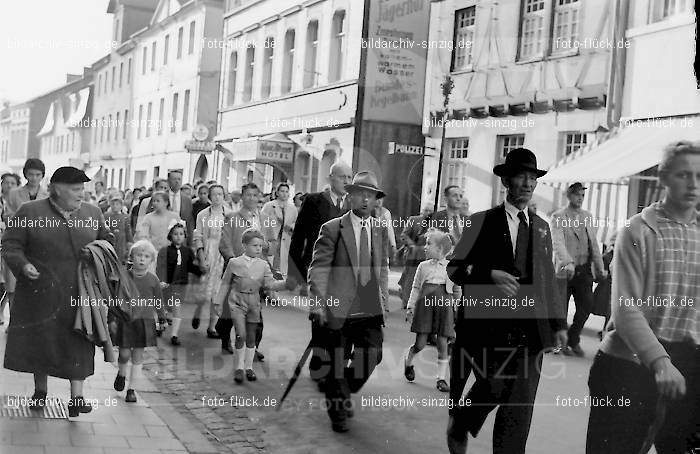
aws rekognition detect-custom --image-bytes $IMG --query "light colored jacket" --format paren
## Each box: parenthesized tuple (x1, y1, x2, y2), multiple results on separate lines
(550, 206, 604, 278)
(599, 203, 697, 367)
(6, 185, 49, 218)
(192, 205, 233, 251)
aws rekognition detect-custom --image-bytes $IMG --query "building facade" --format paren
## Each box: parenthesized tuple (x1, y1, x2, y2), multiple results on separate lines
(35, 74, 94, 178)
(88, 0, 152, 189)
(423, 0, 618, 214)
(215, 0, 361, 194)
(2, 103, 32, 175)
(127, 0, 224, 188)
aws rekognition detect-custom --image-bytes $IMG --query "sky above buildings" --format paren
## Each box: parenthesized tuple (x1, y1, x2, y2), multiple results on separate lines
(0, 0, 113, 103)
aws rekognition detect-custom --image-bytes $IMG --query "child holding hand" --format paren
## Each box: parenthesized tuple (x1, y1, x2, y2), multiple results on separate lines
(214, 228, 294, 383)
(111, 240, 165, 403)
(404, 228, 461, 392)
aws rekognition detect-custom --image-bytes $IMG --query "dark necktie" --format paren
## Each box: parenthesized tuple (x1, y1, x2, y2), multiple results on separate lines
(359, 221, 371, 286)
(336, 197, 342, 211)
(515, 211, 529, 279)
(278, 206, 285, 242)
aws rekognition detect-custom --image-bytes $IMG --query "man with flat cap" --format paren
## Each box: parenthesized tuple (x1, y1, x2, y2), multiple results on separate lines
(445, 148, 568, 453)
(307, 170, 391, 433)
(2, 166, 114, 418)
(550, 182, 606, 357)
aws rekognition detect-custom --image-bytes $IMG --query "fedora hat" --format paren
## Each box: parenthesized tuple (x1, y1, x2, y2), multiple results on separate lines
(493, 148, 547, 178)
(344, 171, 386, 199)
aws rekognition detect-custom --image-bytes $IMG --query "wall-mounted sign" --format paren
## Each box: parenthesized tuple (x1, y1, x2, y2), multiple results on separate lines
(363, 0, 431, 126)
(193, 124, 210, 141)
(185, 140, 215, 153)
(387, 141, 424, 155)
(257, 140, 294, 164)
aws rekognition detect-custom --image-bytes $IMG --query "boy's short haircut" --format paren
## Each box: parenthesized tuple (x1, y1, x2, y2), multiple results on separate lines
(425, 228, 455, 254)
(129, 240, 157, 260)
(659, 140, 700, 173)
(241, 228, 264, 245)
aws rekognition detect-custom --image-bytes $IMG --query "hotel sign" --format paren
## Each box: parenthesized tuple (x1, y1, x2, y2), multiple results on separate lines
(257, 140, 294, 164)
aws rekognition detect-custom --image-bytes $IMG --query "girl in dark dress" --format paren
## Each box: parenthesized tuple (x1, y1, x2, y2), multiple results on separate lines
(156, 222, 202, 346)
(111, 240, 164, 404)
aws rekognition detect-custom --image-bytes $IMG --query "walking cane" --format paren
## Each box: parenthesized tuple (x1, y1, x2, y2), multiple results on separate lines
(276, 339, 314, 411)
(637, 397, 667, 454)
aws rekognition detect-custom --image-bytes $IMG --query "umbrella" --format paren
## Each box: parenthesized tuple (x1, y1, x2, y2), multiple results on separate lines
(276, 339, 314, 411)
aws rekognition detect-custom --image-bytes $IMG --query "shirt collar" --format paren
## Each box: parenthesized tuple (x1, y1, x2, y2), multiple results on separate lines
(504, 199, 529, 223)
(429, 258, 448, 266)
(656, 204, 699, 226)
(349, 210, 370, 228)
(242, 254, 255, 261)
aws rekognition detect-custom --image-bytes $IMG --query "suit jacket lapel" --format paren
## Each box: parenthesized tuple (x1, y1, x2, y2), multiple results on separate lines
(340, 214, 359, 278)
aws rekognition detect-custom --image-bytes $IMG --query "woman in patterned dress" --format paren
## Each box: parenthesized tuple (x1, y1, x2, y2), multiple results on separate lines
(192, 184, 232, 336)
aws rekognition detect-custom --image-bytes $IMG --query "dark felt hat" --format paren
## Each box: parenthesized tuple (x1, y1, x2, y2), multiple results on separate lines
(493, 148, 547, 178)
(50, 166, 91, 184)
(344, 171, 386, 198)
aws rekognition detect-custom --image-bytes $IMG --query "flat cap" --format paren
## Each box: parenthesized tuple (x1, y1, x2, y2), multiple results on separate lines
(50, 166, 91, 184)
(567, 182, 587, 193)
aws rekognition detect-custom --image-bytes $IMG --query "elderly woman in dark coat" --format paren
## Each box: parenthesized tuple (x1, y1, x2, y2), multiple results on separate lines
(2, 166, 113, 417)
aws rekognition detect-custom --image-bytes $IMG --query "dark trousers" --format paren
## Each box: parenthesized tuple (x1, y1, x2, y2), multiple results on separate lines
(449, 326, 543, 454)
(309, 321, 329, 381)
(586, 345, 699, 454)
(564, 265, 594, 347)
(324, 316, 383, 422)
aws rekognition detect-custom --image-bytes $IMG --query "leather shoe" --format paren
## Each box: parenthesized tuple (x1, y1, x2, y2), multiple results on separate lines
(446, 415, 468, 454)
(246, 369, 257, 381)
(436, 379, 450, 393)
(404, 357, 415, 382)
(234, 369, 244, 384)
(113, 374, 126, 392)
(171, 336, 180, 346)
(28, 390, 47, 411)
(207, 329, 220, 339)
(254, 350, 264, 362)
(331, 419, 349, 433)
(125, 389, 137, 403)
(191, 317, 200, 329)
(222, 345, 234, 355)
(67, 396, 93, 417)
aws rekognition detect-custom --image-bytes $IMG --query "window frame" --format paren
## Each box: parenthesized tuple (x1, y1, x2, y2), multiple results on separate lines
(303, 20, 319, 89)
(517, 0, 550, 62)
(242, 44, 256, 103)
(281, 29, 295, 94)
(164, 34, 170, 65)
(451, 6, 476, 72)
(188, 21, 196, 55)
(262, 36, 275, 99)
(329, 10, 347, 83)
(227, 51, 238, 106)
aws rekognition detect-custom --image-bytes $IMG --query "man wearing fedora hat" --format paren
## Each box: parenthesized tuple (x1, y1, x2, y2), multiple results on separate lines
(308, 170, 391, 433)
(445, 148, 568, 453)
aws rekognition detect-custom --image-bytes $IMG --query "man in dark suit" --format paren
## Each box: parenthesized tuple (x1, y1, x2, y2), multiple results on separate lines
(445, 148, 568, 454)
(308, 171, 390, 433)
(288, 162, 352, 384)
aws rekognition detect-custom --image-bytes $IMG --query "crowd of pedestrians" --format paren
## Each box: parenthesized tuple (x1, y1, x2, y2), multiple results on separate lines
(0, 140, 697, 453)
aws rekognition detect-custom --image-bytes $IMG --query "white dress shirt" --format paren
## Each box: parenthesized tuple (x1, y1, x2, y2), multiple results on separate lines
(349, 210, 372, 264)
(169, 190, 181, 214)
(504, 199, 529, 257)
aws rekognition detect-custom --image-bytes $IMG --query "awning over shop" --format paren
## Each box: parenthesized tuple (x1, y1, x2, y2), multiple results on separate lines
(37, 102, 56, 136)
(65, 88, 90, 128)
(541, 116, 700, 184)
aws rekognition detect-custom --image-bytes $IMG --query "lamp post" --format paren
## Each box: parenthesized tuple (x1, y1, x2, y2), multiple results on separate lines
(433, 74, 454, 213)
